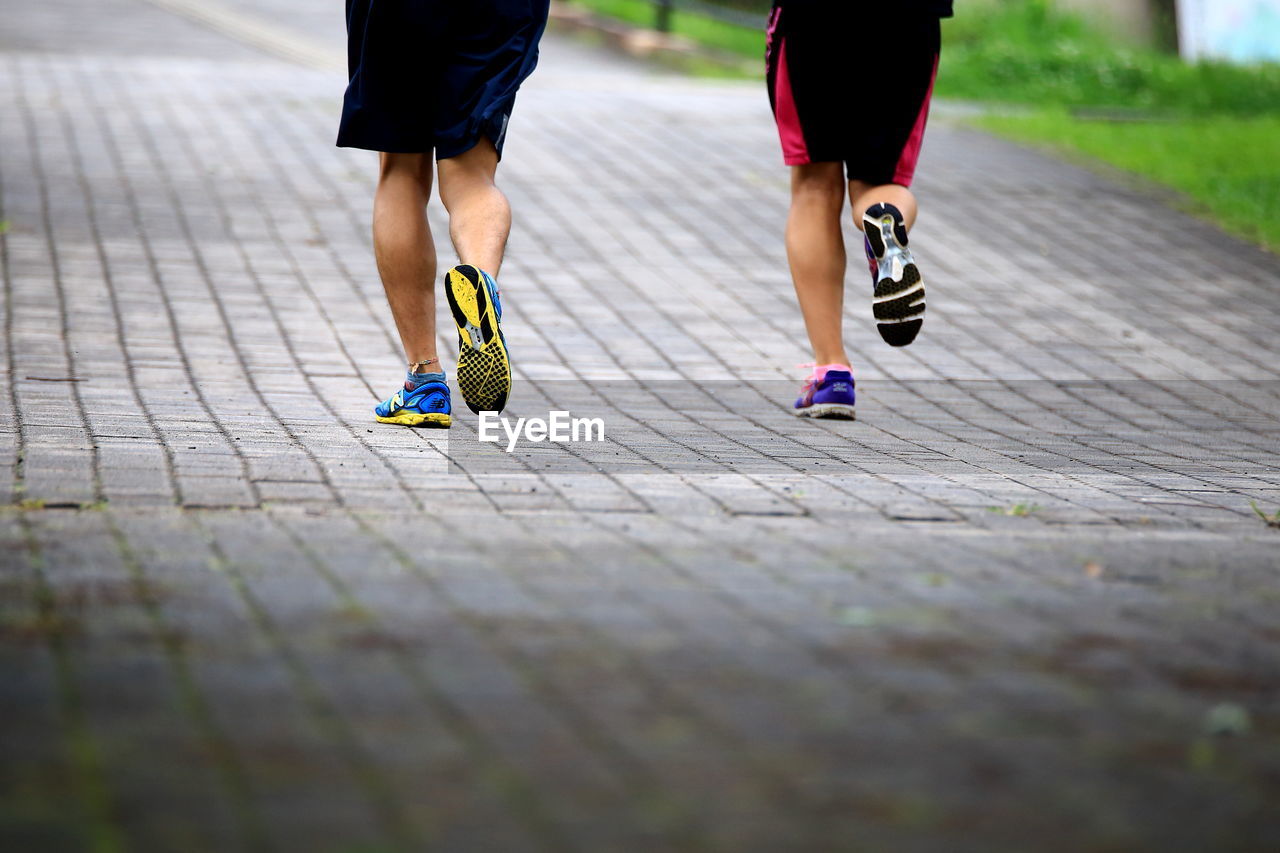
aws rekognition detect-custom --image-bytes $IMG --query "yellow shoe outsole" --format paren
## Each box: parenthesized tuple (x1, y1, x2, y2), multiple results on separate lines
(374, 411, 451, 428)
(445, 265, 512, 414)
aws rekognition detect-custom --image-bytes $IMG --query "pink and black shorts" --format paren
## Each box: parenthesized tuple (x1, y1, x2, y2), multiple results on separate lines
(765, 1, 942, 187)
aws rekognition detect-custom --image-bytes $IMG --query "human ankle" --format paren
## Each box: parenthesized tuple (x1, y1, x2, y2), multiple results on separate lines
(406, 370, 445, 388)
(809, 361, 853, 381)
(812, 356, 852, 372)
(405, 358, 445, 389)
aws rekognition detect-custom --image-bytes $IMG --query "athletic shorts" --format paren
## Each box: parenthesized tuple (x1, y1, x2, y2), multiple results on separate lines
(765, 2, 941, 186)
(337, 0, 550, 158)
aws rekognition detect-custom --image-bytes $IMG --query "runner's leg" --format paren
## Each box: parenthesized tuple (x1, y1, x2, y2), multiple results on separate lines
(787, 162, 852, 368)
(438, 136, 514, 414)
(437, 137, 510, 276)
(373, 152, 439, 368)
(850, 181, 918, 232)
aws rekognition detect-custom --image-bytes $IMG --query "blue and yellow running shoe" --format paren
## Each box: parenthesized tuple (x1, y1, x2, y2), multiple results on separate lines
(445, 264, 511, 414)
(373, 379, 451, 428)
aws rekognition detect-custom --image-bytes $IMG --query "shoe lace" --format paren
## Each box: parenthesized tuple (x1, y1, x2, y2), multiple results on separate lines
(797, 362, 818, 392)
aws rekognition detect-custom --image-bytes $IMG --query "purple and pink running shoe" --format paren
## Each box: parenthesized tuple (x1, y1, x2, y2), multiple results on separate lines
(794, 364, 856, 420)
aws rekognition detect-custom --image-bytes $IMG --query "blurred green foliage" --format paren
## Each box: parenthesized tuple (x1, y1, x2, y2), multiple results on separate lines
(940, 0, 1280, 115)
(569, 0, 765, 60)
(946, 2, 1280, 251)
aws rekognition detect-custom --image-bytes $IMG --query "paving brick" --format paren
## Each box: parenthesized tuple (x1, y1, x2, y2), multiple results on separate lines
(1, 0, 1279, 849)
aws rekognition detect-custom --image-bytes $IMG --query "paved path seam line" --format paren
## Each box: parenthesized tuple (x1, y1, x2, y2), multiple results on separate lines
(138, 0, 345, 71)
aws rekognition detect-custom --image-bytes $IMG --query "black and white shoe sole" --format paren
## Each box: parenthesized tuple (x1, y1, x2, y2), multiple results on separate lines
(864, 204, 925, 347)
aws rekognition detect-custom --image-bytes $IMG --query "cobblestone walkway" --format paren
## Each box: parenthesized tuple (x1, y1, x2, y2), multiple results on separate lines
(2, 1, 1279, 850)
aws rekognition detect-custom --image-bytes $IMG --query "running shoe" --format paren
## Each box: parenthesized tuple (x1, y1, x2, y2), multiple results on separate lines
(863, 202, 925, 347)
(445, 264, 511, 414)
(374, 379, 451, 428)
(794, 365, 856, 419)
(863, 234, 879, 288)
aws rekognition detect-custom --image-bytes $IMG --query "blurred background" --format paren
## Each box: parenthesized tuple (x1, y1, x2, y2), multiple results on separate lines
(566, 0, 1280, 250)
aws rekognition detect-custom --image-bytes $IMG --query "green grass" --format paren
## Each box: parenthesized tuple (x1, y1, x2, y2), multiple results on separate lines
(568, 0, 765, 62)
(1250, 500, 1280, 528)
(938, 0, 1280, 115)
(979, 111, 1280, 250)
(944, 1, 1280, 251)
(988, 502, 1042, 517)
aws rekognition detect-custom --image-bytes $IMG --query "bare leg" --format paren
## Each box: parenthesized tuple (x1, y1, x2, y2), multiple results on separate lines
(786, 163, 851, 368)
(373, 152, 438, 367)
(850, 180, 918, 231)
(437, 138, 510, 276)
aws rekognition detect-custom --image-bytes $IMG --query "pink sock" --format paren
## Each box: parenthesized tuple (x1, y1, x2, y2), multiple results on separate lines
(810, 363, 853, 383)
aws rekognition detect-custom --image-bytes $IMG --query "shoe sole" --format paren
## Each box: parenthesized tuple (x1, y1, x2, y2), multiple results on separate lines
(866, 209, 925, 347)
(795, 404, 856, 420)
(445, 265, 511, 414)
(375, 411, 452, 428)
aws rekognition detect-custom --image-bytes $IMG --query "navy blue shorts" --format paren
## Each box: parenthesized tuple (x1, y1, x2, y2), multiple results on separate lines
(337, 0, 550, 158)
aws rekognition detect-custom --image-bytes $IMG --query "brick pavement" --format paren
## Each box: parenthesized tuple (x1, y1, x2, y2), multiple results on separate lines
(2, 1, 1279, 850)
